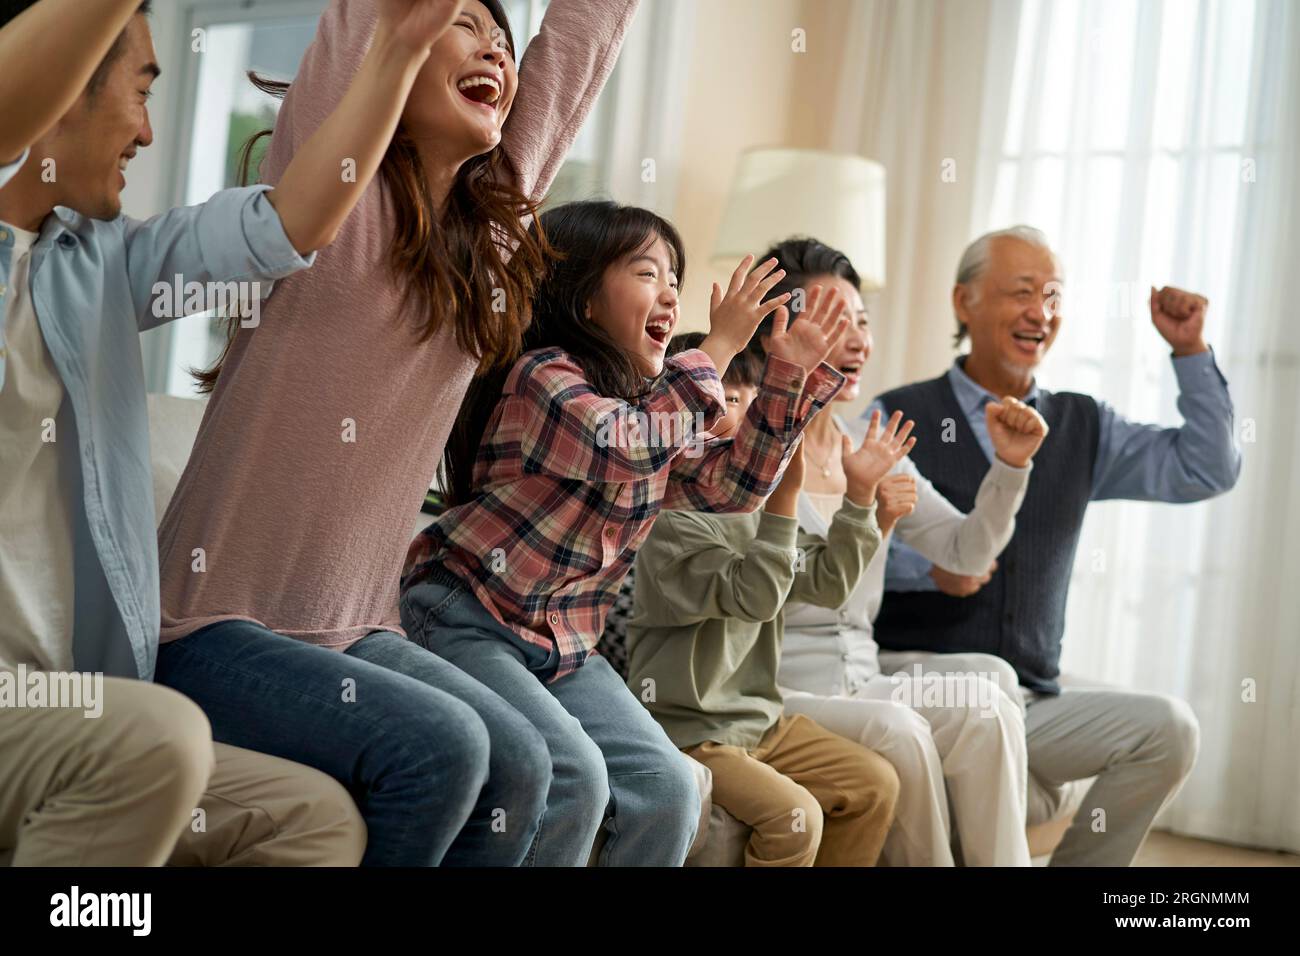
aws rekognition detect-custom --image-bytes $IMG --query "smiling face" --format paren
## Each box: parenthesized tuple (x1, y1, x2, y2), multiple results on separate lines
(585, 234, 680, 377)
(402, 1, 518, 162)
(957, 237, 1063, 377)
(39, 14, 157, 220)
(812, 274, 871, 403)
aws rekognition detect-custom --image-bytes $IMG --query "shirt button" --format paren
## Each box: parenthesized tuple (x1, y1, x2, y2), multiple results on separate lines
(841, 653, 850, 662)
(604, 528, 615, 538)
(58, 235, 76, 248)
(0, 229, 8, 242)
(549, 613, 559, 625)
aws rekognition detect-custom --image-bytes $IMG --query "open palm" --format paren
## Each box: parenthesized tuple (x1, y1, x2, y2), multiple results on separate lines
(766, 285, 850, 374)
(843, 410, 916, 498)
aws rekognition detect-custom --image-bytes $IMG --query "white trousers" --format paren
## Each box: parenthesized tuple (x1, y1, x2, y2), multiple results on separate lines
(781, 651, 1031, 866)
(874, 651, 1201, 867)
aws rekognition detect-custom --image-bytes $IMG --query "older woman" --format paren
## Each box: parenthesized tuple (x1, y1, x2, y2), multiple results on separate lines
(751, 236, 1048, 866)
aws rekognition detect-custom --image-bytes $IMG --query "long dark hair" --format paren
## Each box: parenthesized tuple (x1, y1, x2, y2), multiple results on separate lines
(747, 236, 863, 357)
(193, 0, 554, 392)
(441, 199, 687, 506)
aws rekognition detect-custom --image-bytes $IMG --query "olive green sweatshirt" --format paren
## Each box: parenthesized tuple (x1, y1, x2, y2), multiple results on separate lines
(625, 498, 881, 749)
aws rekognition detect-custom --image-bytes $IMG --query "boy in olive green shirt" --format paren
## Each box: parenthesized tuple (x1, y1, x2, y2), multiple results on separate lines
(626, 339, 916, 866)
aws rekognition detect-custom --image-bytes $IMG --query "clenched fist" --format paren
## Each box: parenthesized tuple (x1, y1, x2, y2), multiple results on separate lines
(875, 473, 917, 536)
(986, 395, 1049, 468)
(1150, 285, 1209, 357)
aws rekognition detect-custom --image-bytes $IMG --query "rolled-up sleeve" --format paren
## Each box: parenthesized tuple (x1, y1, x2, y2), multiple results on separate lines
(0, 148, 29, 189)
(124, 185, 316, 332)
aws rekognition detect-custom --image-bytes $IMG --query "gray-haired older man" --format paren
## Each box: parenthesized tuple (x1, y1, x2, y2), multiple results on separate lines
(866, 226, 1241, 866)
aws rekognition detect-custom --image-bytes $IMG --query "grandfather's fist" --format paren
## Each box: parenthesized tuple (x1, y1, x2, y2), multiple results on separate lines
(1150, 285, 1209, 357)
(986, 396, 1049, 468)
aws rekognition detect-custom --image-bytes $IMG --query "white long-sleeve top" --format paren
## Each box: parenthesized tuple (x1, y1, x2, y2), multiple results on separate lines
(777, 415, 1032, 697)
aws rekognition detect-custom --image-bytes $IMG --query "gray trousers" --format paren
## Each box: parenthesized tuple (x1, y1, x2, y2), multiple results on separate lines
(877, 650, 1200, 866)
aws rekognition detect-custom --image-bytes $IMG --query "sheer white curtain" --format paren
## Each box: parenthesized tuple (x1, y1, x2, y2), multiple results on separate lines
(829, 0, 1004, 412)
(834, 0, 1298, 851)
(968, 0, 1300, 852)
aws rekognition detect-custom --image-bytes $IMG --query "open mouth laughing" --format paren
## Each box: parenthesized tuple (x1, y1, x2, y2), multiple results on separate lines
(457, 72, 502, 110)
(838, 359, 863, 384)
(1012, 328, 1047, 354)
(645, 313, 674, 348)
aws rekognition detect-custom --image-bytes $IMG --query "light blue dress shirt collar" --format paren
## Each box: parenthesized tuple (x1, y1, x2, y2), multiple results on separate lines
(946, 354, 1042, 419)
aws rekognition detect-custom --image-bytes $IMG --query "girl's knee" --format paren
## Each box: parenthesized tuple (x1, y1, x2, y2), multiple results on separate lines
(555, 733, 611, 827)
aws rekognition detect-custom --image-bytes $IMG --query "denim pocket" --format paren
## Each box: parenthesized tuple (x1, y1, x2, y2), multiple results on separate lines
(402, 577, 467, 643)
(429, 583, 467, 622)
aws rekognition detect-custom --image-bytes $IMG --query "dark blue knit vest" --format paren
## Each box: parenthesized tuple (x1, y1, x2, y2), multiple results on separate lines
(874, 370, 1100, 693)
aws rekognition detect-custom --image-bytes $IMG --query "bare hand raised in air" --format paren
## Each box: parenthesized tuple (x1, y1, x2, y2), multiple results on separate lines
(766, 284, 851, 375)
(842, 409, 917, 507)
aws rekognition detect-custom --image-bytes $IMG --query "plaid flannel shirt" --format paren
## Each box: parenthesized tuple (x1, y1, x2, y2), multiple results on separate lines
(402, 346, 844, 680)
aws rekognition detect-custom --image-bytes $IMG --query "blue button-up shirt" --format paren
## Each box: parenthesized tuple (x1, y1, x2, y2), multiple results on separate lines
(872, 350, 1242, 590)
(0, 150, 312, 679)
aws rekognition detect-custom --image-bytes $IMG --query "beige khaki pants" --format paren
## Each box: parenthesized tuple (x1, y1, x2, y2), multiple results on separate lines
(685, 714, 899, 867)
(0, 671, 365, 866)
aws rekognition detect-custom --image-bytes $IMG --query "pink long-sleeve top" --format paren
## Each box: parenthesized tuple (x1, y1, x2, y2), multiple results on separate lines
(158, 0, 640, 648)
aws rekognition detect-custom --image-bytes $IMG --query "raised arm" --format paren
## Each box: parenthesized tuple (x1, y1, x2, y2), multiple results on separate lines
(892, 456, 1029, 577)
(262, 1, 376, 183)
(875, 394, 1042, 576)
(501, 348, 726, 484)
(664, 280, 850, 513)
(633, 510, 800, 627)
(127, 2, 468, 327)
(1091, 285, 1241, 501)
(266, 2, 470, 254)
(1091, 353, 1241, 501)
(0, 0, 141, 163)
(788, 503, 883, 609)
(785, 410, 911, 606)
(664, 356, 844, 513)
(501, 0, 641, 200)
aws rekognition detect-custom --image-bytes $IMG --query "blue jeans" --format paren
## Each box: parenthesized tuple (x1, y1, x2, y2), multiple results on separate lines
(401, 567, 701, 867)
(155, 620, 551, 866)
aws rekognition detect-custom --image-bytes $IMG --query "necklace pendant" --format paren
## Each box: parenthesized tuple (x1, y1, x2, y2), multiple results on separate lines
(821, 467, 831, 478)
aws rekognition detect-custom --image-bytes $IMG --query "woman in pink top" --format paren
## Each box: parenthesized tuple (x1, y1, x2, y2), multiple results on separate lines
(154, 0, 640, 866)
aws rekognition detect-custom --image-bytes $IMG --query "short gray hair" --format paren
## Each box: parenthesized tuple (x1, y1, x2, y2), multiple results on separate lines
(952, 225, 1055, 345)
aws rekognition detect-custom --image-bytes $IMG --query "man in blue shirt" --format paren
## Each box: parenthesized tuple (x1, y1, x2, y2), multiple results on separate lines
(0, 0, 435, 865)
(868, 225, 1240, 866)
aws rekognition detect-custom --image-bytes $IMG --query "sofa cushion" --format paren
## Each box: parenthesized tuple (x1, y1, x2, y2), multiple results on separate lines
(146, 393, 208, 525)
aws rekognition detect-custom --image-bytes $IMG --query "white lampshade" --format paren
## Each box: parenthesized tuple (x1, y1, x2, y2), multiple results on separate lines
(712, 148, 886, 290)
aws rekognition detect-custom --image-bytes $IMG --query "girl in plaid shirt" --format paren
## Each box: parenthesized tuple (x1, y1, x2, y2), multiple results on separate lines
(401, 200, 852, 865)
